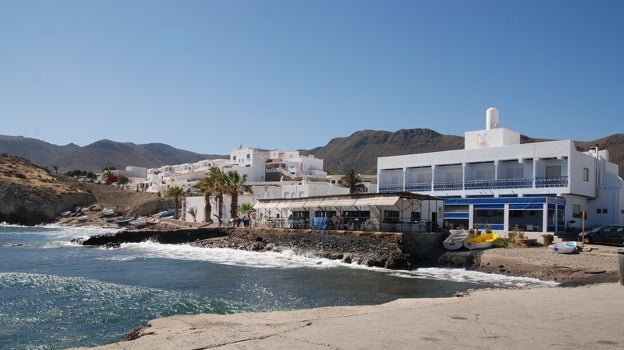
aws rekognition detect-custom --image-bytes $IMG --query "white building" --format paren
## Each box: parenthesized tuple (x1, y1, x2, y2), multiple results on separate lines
(377, 107, 624, 238)
(140, 159, 230, 193)
(160, 146, 349, 223)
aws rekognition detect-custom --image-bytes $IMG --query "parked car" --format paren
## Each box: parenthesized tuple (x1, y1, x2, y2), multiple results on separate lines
(578, 225, 624, 246)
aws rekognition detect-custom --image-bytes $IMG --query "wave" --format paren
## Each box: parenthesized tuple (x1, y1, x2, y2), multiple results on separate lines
(390, 267, 558, 288)
(106, 241, 346, 269)
(99, 241, 555, 289)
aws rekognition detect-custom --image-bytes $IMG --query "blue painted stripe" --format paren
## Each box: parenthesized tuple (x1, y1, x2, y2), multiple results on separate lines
(444, 213, 469, 219)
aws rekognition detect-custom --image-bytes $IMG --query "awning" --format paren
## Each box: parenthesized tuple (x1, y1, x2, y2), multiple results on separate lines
(287, 200, 308, 208)
(332, 198, 358, 207)
(254, 201, 280, 210)
(255, 195, 422, 211)
(354, 196, 401, 206)
(253, 202, 267, 209)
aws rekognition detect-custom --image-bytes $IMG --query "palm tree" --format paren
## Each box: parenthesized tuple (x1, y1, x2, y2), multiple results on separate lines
(166, 186, 184, 219)
(341, 169, 366, 194)
(196, 167, 227, 223)
(187, 207, 197, 222)
(223, 171, 252, 220)
(239, 202, 253, 216)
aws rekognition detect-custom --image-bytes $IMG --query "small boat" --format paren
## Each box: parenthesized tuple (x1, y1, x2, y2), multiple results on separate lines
(549, 241, 577, 254)
(129, 216, 147, 229)
(115, 216, 135, 227)
(102, 209, 116, 217)
(443, 229, 469, 250)
(463, 233, 500, 250)
(159, 209, 175, 218)
(145, 216, 161, 226)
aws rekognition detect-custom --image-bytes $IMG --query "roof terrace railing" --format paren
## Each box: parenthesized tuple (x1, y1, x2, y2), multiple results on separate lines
(405, 182, 432, 192)
(380, 176, 569, 193)
(535, 176, 569, 188)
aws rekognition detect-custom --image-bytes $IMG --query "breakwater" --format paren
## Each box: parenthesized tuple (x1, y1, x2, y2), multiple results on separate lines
(76, 227, 442, 270)
(76, 227, 228, 246)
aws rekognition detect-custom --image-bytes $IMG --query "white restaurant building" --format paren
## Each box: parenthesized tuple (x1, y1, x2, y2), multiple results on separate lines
(377, 108, 624, 238)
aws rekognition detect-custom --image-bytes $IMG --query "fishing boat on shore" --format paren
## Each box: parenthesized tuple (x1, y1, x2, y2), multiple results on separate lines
(129, 216, 147, 229)
(549, 241, 578, 254)
(145, 216, 161, 226)
(115, 216, 135, 227)
(443, 229, 469, 250)
(159, 209, 175, 218)
(463, 233, 500, 250)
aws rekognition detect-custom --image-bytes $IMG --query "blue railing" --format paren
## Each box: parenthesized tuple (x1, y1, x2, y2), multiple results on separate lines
(405, 182, 432, 192)
(433, 181, 463, 191)
(379, 184, 403, 192)
(535, 176, 568, 188)
(381, 176, 568, 193)
(464, 178, 533, 190)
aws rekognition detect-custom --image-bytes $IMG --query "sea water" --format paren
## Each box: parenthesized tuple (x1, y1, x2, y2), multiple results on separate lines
(0, 224, 556, 349)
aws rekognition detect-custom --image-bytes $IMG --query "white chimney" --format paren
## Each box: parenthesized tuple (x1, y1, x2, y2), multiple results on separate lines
(486, 107, 499, 130)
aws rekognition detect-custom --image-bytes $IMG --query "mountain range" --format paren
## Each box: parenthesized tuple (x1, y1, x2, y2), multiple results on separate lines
(1, 132, 623, 178)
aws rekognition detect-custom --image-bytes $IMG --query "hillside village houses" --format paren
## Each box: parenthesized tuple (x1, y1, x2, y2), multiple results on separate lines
(131, 147, 359, 224)
(377, 107, 624, 239)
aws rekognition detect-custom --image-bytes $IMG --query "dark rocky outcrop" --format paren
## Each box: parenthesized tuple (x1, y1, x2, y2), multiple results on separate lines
(77, 226, 414, 270)
(78, 227, 228, 246)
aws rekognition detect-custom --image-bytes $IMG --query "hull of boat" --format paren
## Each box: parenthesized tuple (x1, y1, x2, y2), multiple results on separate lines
(463, 233, 500, 250)
(443, 230, 469, 250)
(549, 241, 577, 254)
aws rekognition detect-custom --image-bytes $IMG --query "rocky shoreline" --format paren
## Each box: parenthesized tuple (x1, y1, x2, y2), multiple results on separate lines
(74, 223, 622, 285)
(77, 226, 413, 270)
(69, 222, 623, 349)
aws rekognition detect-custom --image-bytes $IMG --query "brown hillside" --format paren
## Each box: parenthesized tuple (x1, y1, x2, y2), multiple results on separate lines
(0, 155, 175, 225)
(314, 129, 464, 174)
(0, 155, 94, 224)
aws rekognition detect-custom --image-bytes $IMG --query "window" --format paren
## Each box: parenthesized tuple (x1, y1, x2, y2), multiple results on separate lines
(596, 208, 608, 214)
(411, 212, 421, 222)
(583, 167, 589, 181)
(546, 166, 561, 178)
(506, 167, 524, 179)
(573, 204, 582, 218)
(383, 210, 400, 223)
(476, 168, 495, 180)
(246, 153, 251, 159)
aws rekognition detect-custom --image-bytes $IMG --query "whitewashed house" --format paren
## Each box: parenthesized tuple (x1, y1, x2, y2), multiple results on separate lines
(176, 146, 348, 223)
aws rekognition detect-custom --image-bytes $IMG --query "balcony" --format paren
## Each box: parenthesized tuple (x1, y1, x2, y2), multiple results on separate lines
(380, 176, 569, 193)
(405, 182, 432, 192)
(535, 176, 568, 188)
(379, 184, 403, 192)
(433, 181, 463, 191)
(464, 178, 533, 190)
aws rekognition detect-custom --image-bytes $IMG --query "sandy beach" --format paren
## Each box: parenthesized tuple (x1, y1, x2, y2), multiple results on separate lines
(71, 243, 624, 350)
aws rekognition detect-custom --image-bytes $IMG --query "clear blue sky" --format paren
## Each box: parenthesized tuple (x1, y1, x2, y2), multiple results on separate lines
(1, 0, 622, 155)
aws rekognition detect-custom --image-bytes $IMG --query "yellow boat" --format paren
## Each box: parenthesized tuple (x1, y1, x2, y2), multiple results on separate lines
(463, 233, 500, 250)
